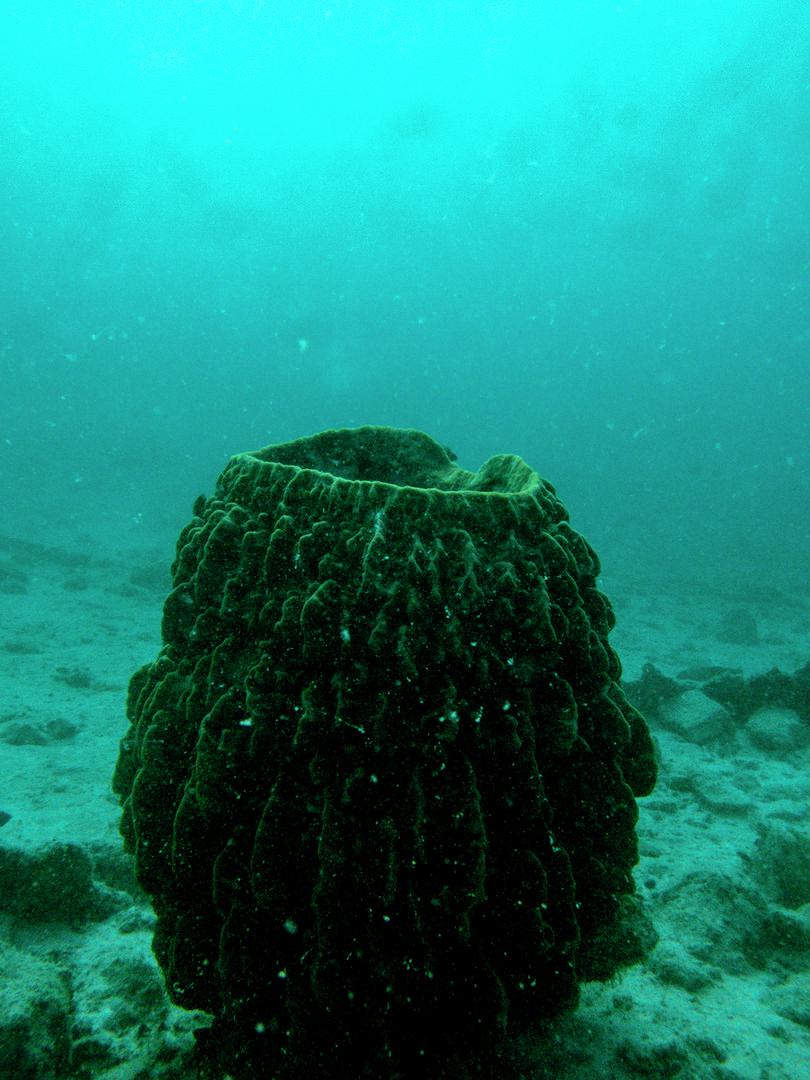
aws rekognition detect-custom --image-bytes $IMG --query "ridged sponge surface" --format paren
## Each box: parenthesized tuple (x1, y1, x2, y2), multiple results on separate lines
(113, 426, 656, 1079)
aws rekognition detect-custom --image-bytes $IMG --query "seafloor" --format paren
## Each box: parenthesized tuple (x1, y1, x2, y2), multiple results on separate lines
(1, 527, 808, 1080)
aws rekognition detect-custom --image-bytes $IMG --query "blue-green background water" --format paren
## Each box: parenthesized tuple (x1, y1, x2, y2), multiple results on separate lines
(2, 0, 808, 584)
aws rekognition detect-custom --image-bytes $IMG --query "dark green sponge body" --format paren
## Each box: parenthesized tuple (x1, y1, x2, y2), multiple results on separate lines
(113, 426, 655, 1079)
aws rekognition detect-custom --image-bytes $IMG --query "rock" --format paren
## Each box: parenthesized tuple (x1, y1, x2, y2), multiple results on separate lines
(0, 942, 71, 1080)
(742, 909, 810, 972)
(745, 706, 806, 752)
(676, 664, 739, 682)
(749, 825, 810, 909)
(715, 607, 759, 645)
(764, 973, 810, 1028)
(688, 774, 751, 817)
(650, 940, 717, 992)
(1, 722, 48, 746)
(0, 840, 123, 923)
(704, 664, 807, 723)
(69, 947, 181, 1074)
(657, 689, 735, 746)
(0, 565, 28, 594)
(615, 1038, 690, 1077)
(656, 871, 765, 976)
(623, 662, 684, 718)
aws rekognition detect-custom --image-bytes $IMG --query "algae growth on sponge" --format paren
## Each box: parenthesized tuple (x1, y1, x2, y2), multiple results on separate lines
(113, 425, 656, 1080)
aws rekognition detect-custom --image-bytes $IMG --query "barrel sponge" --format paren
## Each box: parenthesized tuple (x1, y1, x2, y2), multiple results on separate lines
(113, 425, 656, 1079)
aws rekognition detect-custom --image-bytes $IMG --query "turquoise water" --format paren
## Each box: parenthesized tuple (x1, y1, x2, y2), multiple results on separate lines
(2, 0, 808, 579)
(1, 6, 810, 1078)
